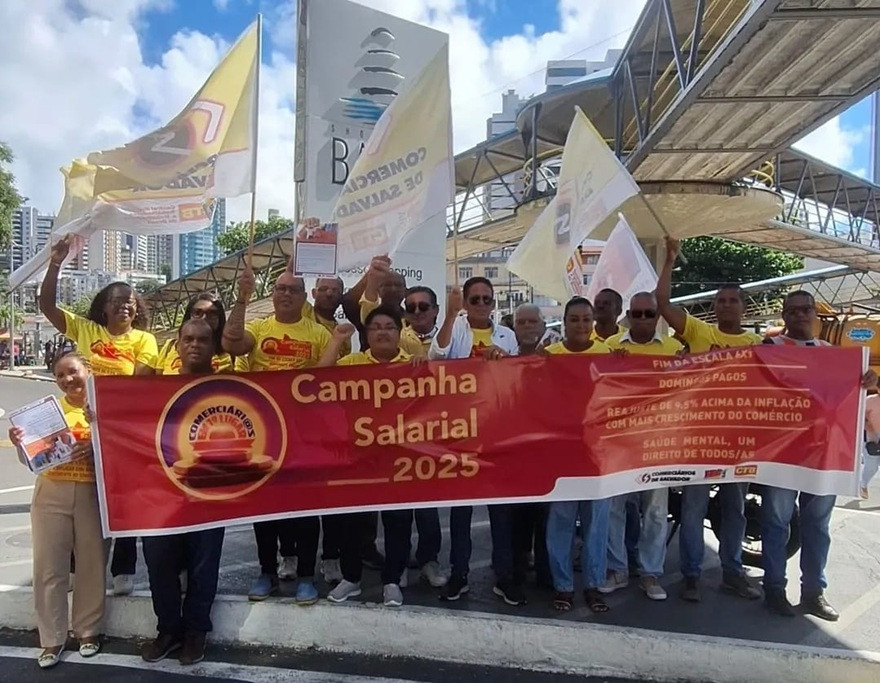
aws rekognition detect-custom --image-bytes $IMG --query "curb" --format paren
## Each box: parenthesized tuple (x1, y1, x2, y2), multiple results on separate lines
(1, 588, 879, 682)
(0, 370, 54, 383)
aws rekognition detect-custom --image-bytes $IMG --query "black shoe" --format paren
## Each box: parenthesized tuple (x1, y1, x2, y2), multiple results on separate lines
(439, 575, 469, 601)
(801, 593, 839, 622)
(361, 546, 385, 570)
(179, 631, 206, 666)
(141, 633, 182, 662)
(721, 572, 762, 600)
(764, 590, 796, 617)
(493, 579, 527, 606)
(680, 577, 701, 603)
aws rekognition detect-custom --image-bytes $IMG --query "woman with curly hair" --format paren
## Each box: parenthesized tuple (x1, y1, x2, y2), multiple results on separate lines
(39, 235, 159, 596)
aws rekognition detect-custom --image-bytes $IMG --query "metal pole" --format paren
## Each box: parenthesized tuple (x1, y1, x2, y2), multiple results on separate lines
(7, 245, 14, 371)
(873, 89, 880, 184)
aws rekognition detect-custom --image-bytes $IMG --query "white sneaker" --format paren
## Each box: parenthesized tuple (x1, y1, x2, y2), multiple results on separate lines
(420, 561, 448, 587)
(113, 574, 134, 596)
(383, 583, 404, 607)
(327, 579, 362, 603)
(322, 558, 343, 584)
(640, 576, 668, 601)
(278, 556, 298, 581)
(598, 571, 629, 595)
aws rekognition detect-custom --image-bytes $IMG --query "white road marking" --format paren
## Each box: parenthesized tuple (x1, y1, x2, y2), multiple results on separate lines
(0, 485, 34, 495)
(799, 582, 880, 648)
(0, 645, 419, 682)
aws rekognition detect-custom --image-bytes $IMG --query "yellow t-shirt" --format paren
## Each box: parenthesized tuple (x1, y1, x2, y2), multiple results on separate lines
(606, 332, 683, 356)
(544, 341, 611, 355)
(43, 396, 95, 483)
(591, 325, 623, 342)
(400, 326, 432, 358)
(245, 315, 331, 371)
(234, 355, 251, 372)
(682, 315, 763, 353)
(156, 340, 233, 375)
(337, 349, 412, 366)
(470, 328, 494, 358)
(62, 309, 158, 376)
(303, 301, 351, 358)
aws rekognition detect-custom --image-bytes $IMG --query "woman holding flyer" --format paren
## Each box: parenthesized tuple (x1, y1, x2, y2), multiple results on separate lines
(8, 352, 109, 669)
(39, 235, 159, 596)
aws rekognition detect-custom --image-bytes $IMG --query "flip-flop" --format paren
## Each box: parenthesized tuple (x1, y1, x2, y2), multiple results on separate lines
(552, 591, 574, 611)
(585, 588, 610, 613)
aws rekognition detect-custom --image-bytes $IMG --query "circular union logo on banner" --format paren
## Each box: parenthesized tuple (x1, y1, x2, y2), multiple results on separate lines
(156, 376, 287, 500)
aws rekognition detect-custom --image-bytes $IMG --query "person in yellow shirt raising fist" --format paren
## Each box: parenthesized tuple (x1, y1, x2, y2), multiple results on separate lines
(223, 268, 330, 605)
(544, 297, 612, 614)
(655, 237, 763, 605)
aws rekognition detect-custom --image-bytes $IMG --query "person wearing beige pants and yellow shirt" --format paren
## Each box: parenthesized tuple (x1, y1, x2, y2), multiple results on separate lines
(9, 352, 109, 669)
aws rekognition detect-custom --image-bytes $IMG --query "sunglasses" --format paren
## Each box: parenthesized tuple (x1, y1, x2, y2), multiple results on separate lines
(630, 310, 657, 319)
(468, 295, 494, 306)
(405, 301, 433, 313)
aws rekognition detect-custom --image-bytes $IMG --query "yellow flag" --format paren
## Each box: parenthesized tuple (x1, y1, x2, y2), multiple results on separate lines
(333, 44, 453, 271)
(506, 107, 640, 303)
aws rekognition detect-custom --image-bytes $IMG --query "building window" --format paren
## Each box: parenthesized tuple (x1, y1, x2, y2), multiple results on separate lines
(547, 67, 586, 78)
(459, 267, 473, 280)
(484, 267, 498, 279)
(585, 254, 600, 265)
(583, 274, 592, 286)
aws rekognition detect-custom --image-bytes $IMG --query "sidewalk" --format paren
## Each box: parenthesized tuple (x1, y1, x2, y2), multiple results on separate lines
(1, 504, 880, 681)
(0, 368, 54, 382)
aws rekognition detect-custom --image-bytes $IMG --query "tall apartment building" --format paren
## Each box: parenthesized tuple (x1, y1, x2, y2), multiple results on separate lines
(171, 198, 226, 279)
(544, 50, 622, 90)
(2, 206, 55, 273)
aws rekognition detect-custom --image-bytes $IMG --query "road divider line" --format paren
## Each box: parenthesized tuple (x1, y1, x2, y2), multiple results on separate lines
(0, 485, 34, 495)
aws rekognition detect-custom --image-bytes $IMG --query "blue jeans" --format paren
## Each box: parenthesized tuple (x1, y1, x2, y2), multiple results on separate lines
(546, 499, 611, 591)
(679, 483, 748, 579)
(448, 506, 473, 580)
(761, 486, 835, 596)
(608, 489, 668, 577)
(142, 528, 225, 635)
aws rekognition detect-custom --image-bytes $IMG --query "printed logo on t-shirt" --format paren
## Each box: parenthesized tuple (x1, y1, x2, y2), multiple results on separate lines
(90, 339, 135, 364)
(69, 421, 91, 442)
(260, 335, 314, 360)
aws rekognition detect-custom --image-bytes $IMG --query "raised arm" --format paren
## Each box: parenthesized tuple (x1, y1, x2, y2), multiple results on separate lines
(317, 323, 356, 367)
(430, 286, 463, 359)
(222, 266, 257, 357)
(655, 236, 687, 336)
(39, 236, 72, 334)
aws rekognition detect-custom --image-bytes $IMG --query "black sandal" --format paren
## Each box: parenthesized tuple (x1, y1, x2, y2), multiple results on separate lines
(585, 588, 609, 613)
(552, 591, 574, 611)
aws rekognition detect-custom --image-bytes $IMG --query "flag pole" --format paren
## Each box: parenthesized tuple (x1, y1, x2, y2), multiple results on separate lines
(638, 193, 688, 265)
(246, 13, 262, 270)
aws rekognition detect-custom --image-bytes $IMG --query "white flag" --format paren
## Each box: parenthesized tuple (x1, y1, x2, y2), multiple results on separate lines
(586, 214, 658, 310)
(332, 44, 453, 271)
(507, 107, 640, 302)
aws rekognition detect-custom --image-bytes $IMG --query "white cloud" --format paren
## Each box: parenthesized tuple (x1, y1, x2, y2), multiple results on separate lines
(793, 116, 870, 177)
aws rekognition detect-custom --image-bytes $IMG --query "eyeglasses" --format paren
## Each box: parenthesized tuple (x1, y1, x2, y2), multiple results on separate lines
(783, 305, 815, 315)
(468, 295, 494, 306)
(405, 301, 433, 313)
(367, 324, 399, 332)
(274, 285, 305, 295)
(630, 310, 657, 319)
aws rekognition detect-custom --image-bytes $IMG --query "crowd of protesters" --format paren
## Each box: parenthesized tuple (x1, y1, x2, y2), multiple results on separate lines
(6, 234, 875, 670)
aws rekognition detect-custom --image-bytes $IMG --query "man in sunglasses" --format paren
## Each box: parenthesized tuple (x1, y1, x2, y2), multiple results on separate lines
(603, 293, 683, 601)
(398, 286, 441, 357)
(760, 290, 877, 620)
(304, 276, 350, 358)
(656, 237, 763, 604)
(431, 277, 518, 601)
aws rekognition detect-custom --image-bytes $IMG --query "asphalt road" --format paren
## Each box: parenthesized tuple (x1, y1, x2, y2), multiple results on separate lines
(2, 373, 880, 680)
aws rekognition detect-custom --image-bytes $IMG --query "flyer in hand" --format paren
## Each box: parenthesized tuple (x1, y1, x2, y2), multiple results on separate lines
(7, 396, 76, 474)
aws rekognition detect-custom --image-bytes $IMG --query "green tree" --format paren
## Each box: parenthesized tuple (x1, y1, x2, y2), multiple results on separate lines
(159, 263, 172, 282)
(65, 296, 93, 318)
(216, 216, 294, 255)
(672, 237, 803, 298)
(135, 279, 163, 295)
(0, 142, 23, 250)
(0, 300, 24, 329)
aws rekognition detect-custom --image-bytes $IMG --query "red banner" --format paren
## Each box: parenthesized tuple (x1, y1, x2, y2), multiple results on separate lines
(89, 345, 865, 536)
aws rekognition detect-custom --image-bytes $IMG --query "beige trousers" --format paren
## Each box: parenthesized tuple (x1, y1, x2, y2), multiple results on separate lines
(31, 477, 110, 647)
